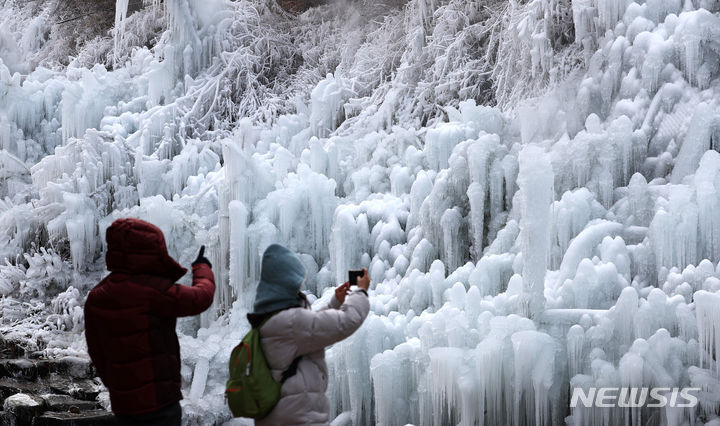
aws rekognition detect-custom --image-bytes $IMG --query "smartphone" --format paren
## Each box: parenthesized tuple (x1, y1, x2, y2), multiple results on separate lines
(349, 269, 364, 286)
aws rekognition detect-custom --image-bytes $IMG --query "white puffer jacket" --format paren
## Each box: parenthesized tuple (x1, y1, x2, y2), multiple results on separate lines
(255, 291, 370, 426)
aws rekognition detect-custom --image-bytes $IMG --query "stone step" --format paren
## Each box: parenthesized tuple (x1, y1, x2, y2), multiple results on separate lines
(0, 352, 107, 426)
(0, 409, 116, 426)
(0, 393, 107, 426)
(0, 359, 95, 382)
(0, 378, 49, 406)
(40, 395, 99, 413)
(0, 376, 103, 408)
(46, 377, 102, 402)
(32, 410, 117, 426)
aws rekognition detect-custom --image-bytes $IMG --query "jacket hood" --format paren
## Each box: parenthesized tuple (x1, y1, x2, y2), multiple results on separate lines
(252, 244, 307, 314)
(105, 218, 187, 282)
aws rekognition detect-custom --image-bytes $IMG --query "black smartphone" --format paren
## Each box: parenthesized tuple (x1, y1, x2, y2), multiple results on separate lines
(349, 269, 364, 285)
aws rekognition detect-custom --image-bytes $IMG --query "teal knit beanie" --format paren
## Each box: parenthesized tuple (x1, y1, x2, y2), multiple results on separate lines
(252, 244, 307, 314)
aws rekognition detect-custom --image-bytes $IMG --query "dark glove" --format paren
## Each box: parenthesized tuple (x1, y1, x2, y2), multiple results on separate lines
(192, 245, 212, 268)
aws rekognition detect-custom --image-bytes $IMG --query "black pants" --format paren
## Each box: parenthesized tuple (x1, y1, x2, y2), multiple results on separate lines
(115, 401, 181, 426)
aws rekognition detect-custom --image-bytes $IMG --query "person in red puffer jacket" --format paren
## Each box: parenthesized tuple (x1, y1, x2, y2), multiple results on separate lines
(84, 218, 216, 426)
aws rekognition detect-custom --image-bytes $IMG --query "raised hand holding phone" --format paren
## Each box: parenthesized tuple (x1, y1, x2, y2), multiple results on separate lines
(350, 268, 370, 291)
(334, 281, 351, 304)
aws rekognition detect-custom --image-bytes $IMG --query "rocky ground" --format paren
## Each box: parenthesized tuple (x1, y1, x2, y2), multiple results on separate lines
(0, 337, 114, 426)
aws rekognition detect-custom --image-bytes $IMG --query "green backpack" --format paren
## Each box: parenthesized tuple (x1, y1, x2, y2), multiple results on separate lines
(226, 318, 300, 419)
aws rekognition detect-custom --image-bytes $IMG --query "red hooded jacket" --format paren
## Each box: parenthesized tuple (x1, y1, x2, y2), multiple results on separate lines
(84, 218, 216, 415)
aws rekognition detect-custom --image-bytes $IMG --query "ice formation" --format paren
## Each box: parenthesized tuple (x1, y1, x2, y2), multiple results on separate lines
(2, 0, 720, 424)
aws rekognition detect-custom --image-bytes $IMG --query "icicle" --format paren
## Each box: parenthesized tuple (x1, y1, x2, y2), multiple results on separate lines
(695, 290, 720, 375)
(693, 151, 720, 262)
(440, 208, 464, 273)
(503, 154, 519, 211)
(649, 187, 699, 271)
(572, 0, 597, 45)
(596, 0, 629, 32)
(113, 0, 130, 67)
(567, 325, 585, 379)
(488, 158, 505, 226)
(228, 201, 249, 309)
(428, 347, 465, 425)
(475, 336, 502, 425)
(309, 74, 354, 138)
(425, 123, 473, 171)
(407, 170, 434, 230)
(466, 141, 490, 259)
(512, 330, 556, 426)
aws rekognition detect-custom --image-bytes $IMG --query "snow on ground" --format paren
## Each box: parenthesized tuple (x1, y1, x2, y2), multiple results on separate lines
(1, 0, 720, 424)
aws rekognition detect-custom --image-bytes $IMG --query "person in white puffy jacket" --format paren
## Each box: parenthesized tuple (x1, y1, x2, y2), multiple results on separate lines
(248, 244, 370, 426)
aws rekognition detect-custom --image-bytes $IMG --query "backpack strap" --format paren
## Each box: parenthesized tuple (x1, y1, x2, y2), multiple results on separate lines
(247, 312, 275, 328)
(247, 311, 303, 384)
(281, 356, 302, 383)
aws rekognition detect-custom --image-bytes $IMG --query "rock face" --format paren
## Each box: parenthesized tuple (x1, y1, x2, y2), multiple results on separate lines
(276, 0, 326, 13)
(3, 394, 44, 425)
(0, 338, 113, 426)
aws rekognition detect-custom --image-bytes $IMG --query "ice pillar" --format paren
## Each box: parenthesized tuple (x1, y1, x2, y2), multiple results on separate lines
(517, 145, 553, 317)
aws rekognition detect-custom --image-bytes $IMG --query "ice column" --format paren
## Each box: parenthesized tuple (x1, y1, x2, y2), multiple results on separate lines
(649, 187, 698, 271)
(475, 335, 505, 425)
(229, 201, 251, 310)
(695, 290, 720, 374)
(567, 325, 585, 379)
(694, 151, 720, 262)
(517, 145, 553, 317)
(572, 0, 597, 46)
(440, 208, 464, 273)
(466, 141, 490, 259)
(188, 358, 209, 401)
(330, 208, 369, 286)
(428, 347, 465, 425)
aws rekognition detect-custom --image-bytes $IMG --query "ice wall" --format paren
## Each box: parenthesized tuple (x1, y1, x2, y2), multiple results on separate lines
(1, 0, 720, 424)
